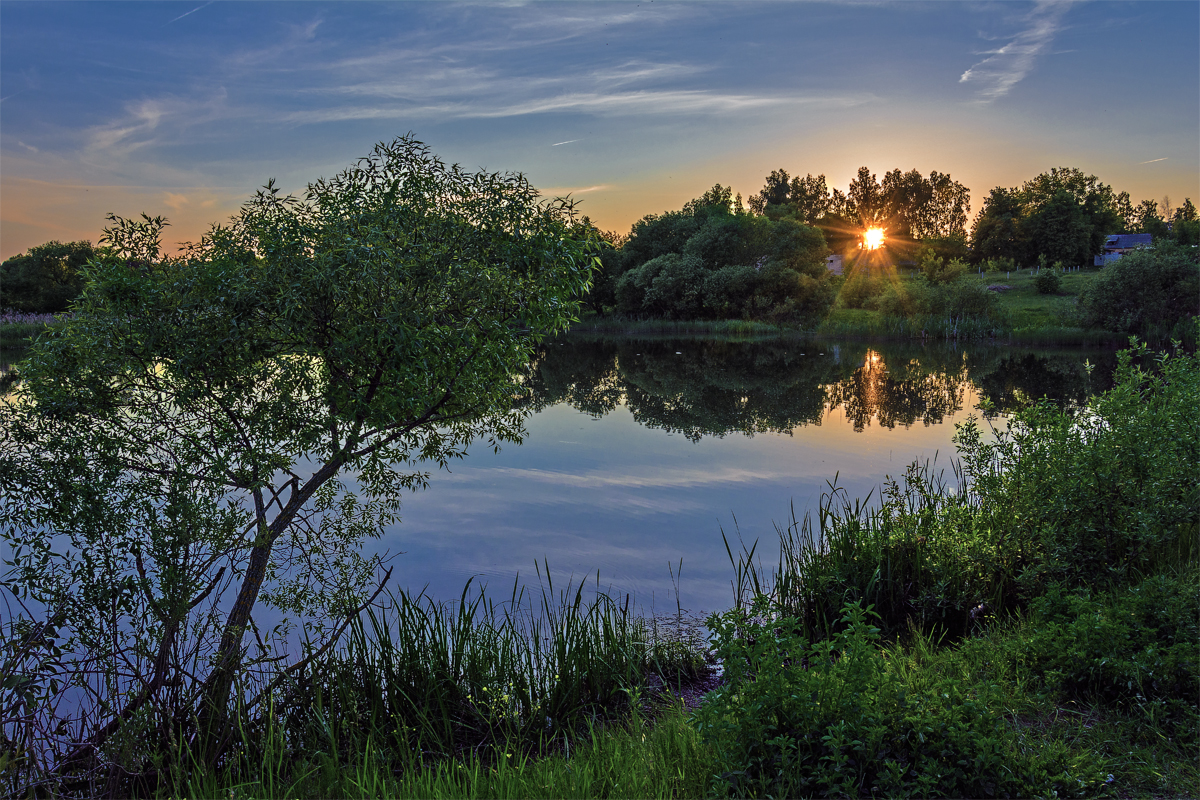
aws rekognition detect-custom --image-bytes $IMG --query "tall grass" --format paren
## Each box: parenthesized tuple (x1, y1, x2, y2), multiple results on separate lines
(162, 571, 710, 797)
(179, 704, 715, 799)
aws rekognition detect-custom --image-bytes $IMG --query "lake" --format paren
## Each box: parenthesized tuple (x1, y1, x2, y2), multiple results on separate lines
(376, 334, 1116, 617)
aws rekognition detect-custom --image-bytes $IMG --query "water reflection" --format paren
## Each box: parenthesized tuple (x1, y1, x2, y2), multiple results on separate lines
(521, 336, 1109, 437)
(973, 350, 1115, 414)
(381, 335, 1117, 613)
(524, 339, 838, 440)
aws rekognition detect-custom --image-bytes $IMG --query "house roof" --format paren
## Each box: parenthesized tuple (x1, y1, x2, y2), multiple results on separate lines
(1104, 234, 1153, 250)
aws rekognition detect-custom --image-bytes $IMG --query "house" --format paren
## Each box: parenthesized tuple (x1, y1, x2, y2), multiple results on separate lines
(825, 254, 844, 275)
(1094, 233, 1152, 266)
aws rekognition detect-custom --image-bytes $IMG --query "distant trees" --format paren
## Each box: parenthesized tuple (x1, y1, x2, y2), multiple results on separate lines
(593, 185, 834, 323)
(0, 239, 96, 312)
(747, 166, 970, 257)
(970, 167, 1194, 266)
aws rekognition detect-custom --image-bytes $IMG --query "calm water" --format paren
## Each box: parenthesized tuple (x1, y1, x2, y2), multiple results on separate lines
(377, 335, 1116, 616)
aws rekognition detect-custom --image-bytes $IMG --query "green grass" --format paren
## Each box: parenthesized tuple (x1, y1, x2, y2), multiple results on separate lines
(568, 315, 789, 338)
(176, 705, 715, 799)
(983, 266, 1099, 330)
(0, 322, 45, 350)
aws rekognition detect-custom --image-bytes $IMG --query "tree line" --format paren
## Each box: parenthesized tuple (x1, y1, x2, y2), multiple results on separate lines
(971, 166, 1199, 267)
(2, 163, 1195, 326)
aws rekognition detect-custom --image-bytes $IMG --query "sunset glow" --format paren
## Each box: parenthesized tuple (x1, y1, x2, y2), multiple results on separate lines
(863, 228, 886, 250)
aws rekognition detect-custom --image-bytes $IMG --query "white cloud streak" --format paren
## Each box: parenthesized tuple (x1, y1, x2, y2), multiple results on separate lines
(960, 2, 1074, 102)
(165, 2, 213, 26)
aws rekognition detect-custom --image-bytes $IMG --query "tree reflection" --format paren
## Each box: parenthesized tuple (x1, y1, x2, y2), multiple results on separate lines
(520, 336, 1115, 439)
(973, 350, 1117, 414)
(524, 338, 841, 440)
(826, 349, 970, 431)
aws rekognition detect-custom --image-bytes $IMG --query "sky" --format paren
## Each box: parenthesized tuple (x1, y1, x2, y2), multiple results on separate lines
(1, 0, 1197, 260)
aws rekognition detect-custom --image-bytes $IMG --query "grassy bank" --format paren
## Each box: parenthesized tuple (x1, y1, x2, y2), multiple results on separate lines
(573, 265, 1130, 346)
(0, 311, 65, 355)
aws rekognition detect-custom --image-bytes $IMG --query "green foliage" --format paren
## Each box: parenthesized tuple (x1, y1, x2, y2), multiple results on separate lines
(1023, 570, 1200, 741)
(605, 196, 833, 323)
(959, 337, 1198, 595)
(1023, 190, 1092, 266)
(0, 136, 598, 785)
(694, 601, 1104, 798)
(982, 255, 1017, 273)
(725, 335, 1197, 643)
(837, 269, 886, 309)
(0, 239, 95, 313)
(1034, 267, 1062, 294)
(970, 168, 1125, 266)
(919, 248, 967, 285)
(180, 703, 715, 800)
(1077, 241, 1200, 341)
(271, 577, 707, 770)
(1174, 218, 1200, 246)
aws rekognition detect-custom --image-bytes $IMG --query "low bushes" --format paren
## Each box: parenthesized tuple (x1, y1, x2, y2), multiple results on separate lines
(1078, 241, 1200, 343)
(695, 601, 1107, 798)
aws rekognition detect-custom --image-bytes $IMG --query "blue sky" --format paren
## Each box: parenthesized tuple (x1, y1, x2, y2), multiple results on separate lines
(2, 1, 1196, 259)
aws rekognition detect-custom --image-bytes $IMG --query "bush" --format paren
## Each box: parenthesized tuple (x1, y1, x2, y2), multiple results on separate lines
(921, 279, 1004, 321)
(1023, 570, 1200, 741)
(919, 248, 967, 285)
(838, 270, 885, 309)
(1034, 268, 1062, 294)
(694, 601, 1106, 798)
(702, 264, 759, 318)
(958, 337, 1199, 596)
(982, 256, 1017, 274)
(1078, 241, 1200, 341)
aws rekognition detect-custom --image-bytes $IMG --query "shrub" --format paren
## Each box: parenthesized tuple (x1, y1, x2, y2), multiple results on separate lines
(1078, 241, 1200, 341)
(919, 248, 967, 285)
(838, 269, 885, 309)
(922, 279, 1004, 321)
(1034, 268, 1062, 294)
(1023, 570, 1200, 741)
(702, 264, 758, 318)
(693, 601, 1106, 798)
(958, 337, 1199, 596)
(982, 256, 1017, 273)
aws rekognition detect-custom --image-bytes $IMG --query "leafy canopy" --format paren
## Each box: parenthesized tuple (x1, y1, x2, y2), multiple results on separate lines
(0, 135, 598, 769)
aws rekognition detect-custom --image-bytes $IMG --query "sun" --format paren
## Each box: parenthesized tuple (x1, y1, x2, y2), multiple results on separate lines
(863, 227, 886, 250)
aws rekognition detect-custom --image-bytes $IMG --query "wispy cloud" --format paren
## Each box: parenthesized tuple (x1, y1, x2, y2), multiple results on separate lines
(539, 184, 610, 196)
(960, 2, 1074, 102)
(1138, 157, 1168, 164)
(17, 141, 38, 153)
(283, 89, 871, 125)
(81, 90, 231, 172)
(165, 2, 213, 26)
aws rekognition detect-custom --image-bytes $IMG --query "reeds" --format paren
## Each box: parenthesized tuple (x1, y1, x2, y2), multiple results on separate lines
(187, 569, 709, 794)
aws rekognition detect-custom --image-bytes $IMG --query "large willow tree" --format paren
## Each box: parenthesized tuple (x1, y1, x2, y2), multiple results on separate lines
(0, 136, 597, 782)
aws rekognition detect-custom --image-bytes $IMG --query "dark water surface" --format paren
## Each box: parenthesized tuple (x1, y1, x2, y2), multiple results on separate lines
(379, 335, 1116, 616)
